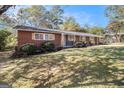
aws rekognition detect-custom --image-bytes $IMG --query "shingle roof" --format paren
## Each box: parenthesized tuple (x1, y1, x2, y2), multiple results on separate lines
(13, 25, 51, 32)
(14, 25, 102, 37)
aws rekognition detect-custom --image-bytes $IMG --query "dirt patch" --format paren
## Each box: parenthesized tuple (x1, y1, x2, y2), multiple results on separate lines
(0, 51, 12, 57)
(0, 51, 13, 68)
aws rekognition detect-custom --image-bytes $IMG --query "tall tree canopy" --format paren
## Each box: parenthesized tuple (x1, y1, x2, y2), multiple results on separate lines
(106, 21, 124, 42)
(47, 6, 64, 29)
(90, 26, 104, 35)
(106, 6, 124, 21)
(60, 16, 81, 31)
(17, 6, 47, 27)
(0, 5, 13, 15)
(105, 6, 124, 42)
(16, 5, 64, 29)
(0, 5, 16, 28)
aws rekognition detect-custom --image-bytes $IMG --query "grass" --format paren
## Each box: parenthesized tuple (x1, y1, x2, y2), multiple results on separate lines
(0, 45, 124, 88)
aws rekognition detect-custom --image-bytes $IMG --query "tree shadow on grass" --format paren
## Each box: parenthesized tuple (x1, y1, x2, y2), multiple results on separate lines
(63, 47, 124, 87)
(1, 47, 124, 87)
(34, 55, 124, 87)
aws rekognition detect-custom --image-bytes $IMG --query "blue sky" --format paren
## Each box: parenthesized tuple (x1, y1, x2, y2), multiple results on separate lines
(62, 5, 109, 27)
(8, 5, 109, 28)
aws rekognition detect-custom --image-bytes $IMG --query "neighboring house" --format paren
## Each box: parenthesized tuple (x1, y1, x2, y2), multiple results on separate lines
(14, 25, 103, 48)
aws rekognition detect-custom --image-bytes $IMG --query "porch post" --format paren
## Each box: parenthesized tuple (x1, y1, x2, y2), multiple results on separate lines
(97, 37, 99, 44)
(61, 33, 65, 47)
(79, 36, 82, 42)
(74, 35, 76, 42)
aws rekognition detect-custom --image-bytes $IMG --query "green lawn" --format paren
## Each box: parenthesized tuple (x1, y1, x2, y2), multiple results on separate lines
(0, 45, 124, 88)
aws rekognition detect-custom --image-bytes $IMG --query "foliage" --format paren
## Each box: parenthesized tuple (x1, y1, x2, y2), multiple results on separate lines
(106, 21, 124, 42)
(20, 43, 37, 55)
(40, 41, 55, 52)
(6, 34, 17, 49)
(73, 42, 83, 48)
(60, 16, 81, 31)
(105, 6, 124, 21)
(105, 6, 124, 42)
(0, 5, 64, 29)
(0, 5, 13, 15)
(78, 27, 89, 33)
(107, 21, 124, 32)
(16, 5, 64, 29)
(11, 51, 28, 58)
(55, 46, 63, 51)
(46, 5, 64, 29)
(73, 42, 87, 48)
(0, 14, 17, 28)
(17, 6, 47, 27)
(0, 29, 11, 50)
(90, 26, 104, 35)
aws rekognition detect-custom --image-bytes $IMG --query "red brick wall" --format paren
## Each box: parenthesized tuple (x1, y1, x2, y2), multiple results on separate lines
(18, 30, 61, 47)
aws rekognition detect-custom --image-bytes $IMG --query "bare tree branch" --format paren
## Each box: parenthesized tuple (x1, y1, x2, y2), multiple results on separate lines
(0, 5, 13, 15)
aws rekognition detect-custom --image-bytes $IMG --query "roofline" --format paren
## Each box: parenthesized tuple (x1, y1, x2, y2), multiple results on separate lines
(105, 33, 124, 36)
(14, 28, 102, 38)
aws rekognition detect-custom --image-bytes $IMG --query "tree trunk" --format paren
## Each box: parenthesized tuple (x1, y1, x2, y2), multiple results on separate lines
(115, 32, 121, 43)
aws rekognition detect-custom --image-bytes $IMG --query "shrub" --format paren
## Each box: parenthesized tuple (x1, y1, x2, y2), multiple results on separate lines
(40, 41, 55, 52)
(20, 43, 36, 55)
(0, 30, 11, 51)
(6, 34, 17, 49)
(11, 51, 28, 58)
(11, 45, 28, 58)
(82, 42, 87, 47)
(14, 46, 19, 52)
(55, 47, 63, 51)
(73, 42, 83, 48)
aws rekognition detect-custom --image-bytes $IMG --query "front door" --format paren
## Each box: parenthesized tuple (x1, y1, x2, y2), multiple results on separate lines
(65, 35, 75, 47)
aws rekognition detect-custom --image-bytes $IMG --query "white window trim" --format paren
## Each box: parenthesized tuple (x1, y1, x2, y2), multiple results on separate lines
(32, 33, 55, 41)
(32, 33, 44, 40)
(44, 34, 55, 41)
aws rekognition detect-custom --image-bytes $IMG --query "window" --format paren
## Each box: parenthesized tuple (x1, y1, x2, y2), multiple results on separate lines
(45, 34, 49, 40)
(44, 34, 55, 40)
(90, 37, 94, 43)
(33, 33, 43, 40)
(48, 34, 55, 40)
(78, 36, 86, 42)
(81, 36, 86, 41)
(33, 33, 55, 40)
(68, 35, 75, 41)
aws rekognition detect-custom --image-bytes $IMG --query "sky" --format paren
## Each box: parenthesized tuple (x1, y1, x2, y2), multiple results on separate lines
(62, 5, 109, 27)
(8, 5, 109, 28)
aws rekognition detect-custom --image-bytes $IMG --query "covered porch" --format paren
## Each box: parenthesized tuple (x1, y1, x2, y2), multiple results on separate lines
(61, 33, 100, 47)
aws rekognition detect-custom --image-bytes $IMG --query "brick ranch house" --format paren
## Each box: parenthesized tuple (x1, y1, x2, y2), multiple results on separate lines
(14, 25, 103, 48)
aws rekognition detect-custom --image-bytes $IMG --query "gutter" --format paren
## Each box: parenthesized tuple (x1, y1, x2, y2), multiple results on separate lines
(14, 28, 103, 38)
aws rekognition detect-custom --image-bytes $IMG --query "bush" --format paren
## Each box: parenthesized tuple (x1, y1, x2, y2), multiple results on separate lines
(11, 51, 28, 58)
(6, 34, 17, 49)
(0, 30, 11, 51)
(73, 42, 83, 48)
(55, 47, 63, 51)
(40, 41, 55, 52)
(20, 44, 36, 55)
